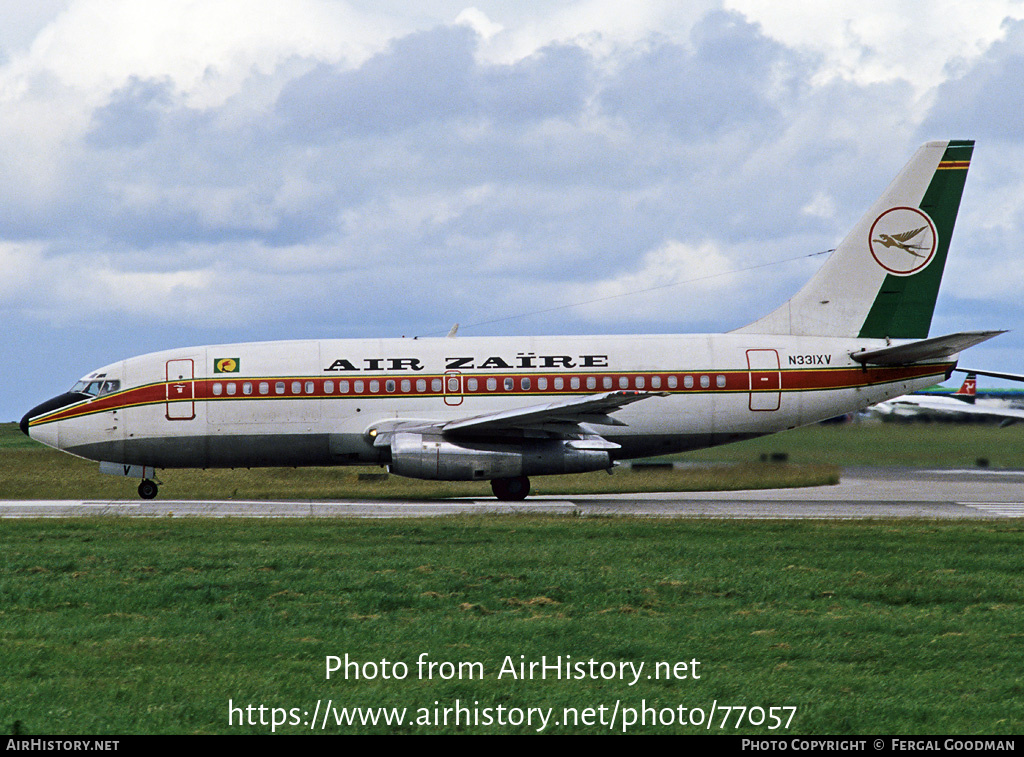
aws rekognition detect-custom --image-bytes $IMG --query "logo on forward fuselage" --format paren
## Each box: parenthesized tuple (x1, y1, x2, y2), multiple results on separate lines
(868, 206, 938, 276)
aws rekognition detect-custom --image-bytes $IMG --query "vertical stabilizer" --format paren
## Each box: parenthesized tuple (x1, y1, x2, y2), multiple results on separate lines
(953, 372, 977, 404)
(735, 140, 973, 338)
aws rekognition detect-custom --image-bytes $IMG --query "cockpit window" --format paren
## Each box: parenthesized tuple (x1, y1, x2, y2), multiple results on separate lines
(70, 380, 120, 397)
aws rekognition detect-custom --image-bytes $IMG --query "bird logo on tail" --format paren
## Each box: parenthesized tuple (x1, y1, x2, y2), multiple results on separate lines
(873, 226, 929, 257)
(868, 207, 938, 276)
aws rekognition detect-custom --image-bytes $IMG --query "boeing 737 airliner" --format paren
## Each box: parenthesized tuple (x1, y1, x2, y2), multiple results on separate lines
(22, 140, 1001, 500)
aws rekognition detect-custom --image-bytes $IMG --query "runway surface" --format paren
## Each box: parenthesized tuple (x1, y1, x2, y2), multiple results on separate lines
(3, 467, 1024, 519)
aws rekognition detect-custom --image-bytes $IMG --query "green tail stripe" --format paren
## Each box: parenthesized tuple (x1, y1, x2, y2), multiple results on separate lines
(858, 140, 974, 339)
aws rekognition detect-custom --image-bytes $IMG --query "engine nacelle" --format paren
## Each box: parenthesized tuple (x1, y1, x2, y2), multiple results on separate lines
(388, 432, 611, 481)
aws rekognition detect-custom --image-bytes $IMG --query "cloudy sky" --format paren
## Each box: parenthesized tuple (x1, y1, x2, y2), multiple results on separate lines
(5, 0, 1024, 421)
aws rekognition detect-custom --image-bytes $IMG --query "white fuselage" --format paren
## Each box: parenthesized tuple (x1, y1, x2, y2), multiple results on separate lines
(27, 332, 953, 471)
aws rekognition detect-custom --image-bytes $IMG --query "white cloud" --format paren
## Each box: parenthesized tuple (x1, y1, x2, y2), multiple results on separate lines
(801, 192, 837, 221)
(725, 0, 1024, 93)
(11, 0, 392, 104)
(5, 1, 1024, 419)
(455, 7, 504, 40)
(0, 241, 48, 300)
(560, 239, 741, 325)
(0, 1, 70, 58)
(472, 0, 720, 64)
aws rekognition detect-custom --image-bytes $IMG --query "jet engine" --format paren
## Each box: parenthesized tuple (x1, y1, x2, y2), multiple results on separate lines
(387, 432, 611, 481)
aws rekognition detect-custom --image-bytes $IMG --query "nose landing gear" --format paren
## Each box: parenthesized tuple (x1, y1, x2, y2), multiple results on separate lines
(138, 479, 159, 500)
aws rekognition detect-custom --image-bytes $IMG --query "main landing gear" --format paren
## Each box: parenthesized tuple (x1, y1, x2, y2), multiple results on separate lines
(491, 476, 530, 501)
(138, 479, 159, 500)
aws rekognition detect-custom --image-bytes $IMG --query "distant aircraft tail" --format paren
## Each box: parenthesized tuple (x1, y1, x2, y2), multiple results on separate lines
(735, 140, 974, 339)
(953, 372, 977, 404)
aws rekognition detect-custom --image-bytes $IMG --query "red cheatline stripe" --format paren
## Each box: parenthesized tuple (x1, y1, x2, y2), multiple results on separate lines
(28, 363, 952, 427)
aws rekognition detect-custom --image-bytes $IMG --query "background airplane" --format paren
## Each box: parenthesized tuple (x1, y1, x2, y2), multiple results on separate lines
(21, 140, 1001, 500)
(869, 373, 1024, 425)
(871, 372, 978, 418)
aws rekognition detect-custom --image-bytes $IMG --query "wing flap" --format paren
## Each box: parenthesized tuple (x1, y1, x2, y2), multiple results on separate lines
(441, 390, 664, 435)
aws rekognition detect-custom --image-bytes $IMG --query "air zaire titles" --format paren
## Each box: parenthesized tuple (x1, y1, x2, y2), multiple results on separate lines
(323, 354, 611, 372)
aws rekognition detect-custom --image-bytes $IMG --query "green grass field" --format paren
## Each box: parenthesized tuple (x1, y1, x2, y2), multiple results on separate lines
(3, 517, 1023, 735)
(3, 420, 1024, 735)
(682, 418, 1024, 469)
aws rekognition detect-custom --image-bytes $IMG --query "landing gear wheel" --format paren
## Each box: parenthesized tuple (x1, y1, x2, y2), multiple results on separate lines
(138, 479, 158, 500)
(491, 476, 530, 501)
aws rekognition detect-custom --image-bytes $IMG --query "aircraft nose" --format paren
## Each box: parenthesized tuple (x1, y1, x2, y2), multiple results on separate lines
(20, 392, 89, 440)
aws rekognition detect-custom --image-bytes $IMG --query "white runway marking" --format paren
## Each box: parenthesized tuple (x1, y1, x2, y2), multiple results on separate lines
(959, 502, 1024, 518)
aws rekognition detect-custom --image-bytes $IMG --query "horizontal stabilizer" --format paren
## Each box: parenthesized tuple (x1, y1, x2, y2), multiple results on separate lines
(851, 330, 1005, 365)
(955, 367, 1024, 383)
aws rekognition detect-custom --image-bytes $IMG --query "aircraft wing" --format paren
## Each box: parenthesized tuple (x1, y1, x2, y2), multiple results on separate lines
(851, 330, 1005, 366)
(442, 390, 661, 434)
(368, 390, 664, 448)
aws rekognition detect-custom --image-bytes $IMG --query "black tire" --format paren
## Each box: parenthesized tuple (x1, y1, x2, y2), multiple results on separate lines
(491, 476, 530, 501)
(138, 480, 158, 500)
